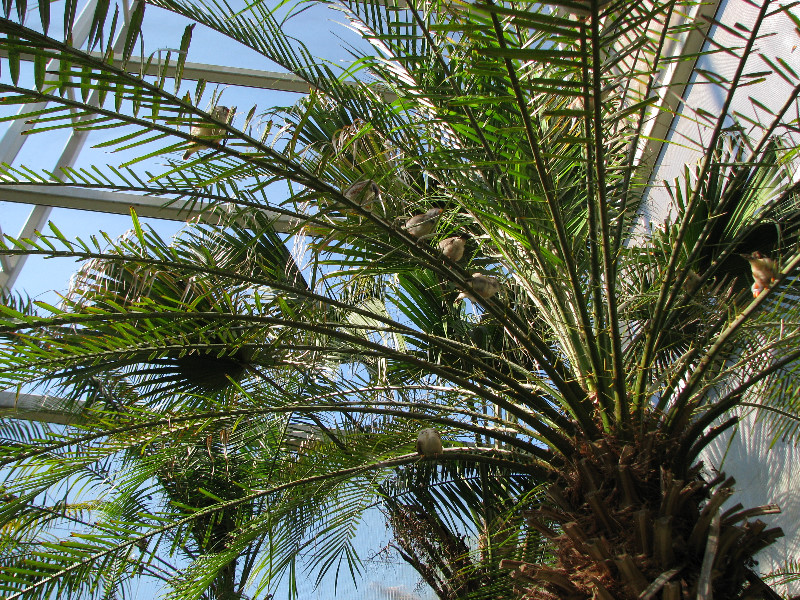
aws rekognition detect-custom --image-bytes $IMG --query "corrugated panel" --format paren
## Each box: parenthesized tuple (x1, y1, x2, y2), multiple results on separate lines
(701, 406, 800, 596)
(647, 0, 800, 591)
(641, 0, 800, 231)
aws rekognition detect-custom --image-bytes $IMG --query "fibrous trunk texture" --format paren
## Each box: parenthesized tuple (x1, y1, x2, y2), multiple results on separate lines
(502, 434, 783, 599)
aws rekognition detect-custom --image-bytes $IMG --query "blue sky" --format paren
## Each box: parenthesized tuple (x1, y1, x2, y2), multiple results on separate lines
(0, 0, 440, 597)
(1, 0, 362, 301)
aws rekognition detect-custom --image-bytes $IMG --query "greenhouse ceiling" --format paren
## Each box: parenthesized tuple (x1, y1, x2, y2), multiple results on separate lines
(0, 0, 727, 293)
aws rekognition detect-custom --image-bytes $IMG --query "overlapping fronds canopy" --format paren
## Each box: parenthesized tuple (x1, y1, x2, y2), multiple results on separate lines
(0, 0, 799, 598)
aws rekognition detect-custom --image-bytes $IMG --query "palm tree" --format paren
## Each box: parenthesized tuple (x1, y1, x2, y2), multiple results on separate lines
(0, 0, 799, 598)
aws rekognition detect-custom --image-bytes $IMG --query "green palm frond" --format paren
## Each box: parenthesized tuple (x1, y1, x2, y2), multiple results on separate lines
(1, 0, 800, 598)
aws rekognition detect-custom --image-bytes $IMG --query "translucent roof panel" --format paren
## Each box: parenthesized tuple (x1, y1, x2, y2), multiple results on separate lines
(0, 0, 369, 295)
(640, 0, 800, 230)
(642, 0, 800, 592)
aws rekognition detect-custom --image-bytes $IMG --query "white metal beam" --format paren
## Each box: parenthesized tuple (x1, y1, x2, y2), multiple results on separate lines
(0, 391, 319, 449)
(0, 1, 99, 166)
(0, 0, 101, 290)
(0, 36, 390, 291)
(0, 391, 85, 425)
(0, 184, 295, 229)
(634, 0, 724, 187)
(0, 223, 10, 274)
(119, 56, 311, 93)
(0, 50, 385, 96)
(0, 0, 144, 292)
(114, 55, 394, 99)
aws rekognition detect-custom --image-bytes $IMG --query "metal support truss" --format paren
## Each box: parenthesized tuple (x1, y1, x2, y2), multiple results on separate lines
(0, 0, 143, 291)
(0, 391, 86, 425)
(0, 28, 387, 291)
(633, 0, 724, 186)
